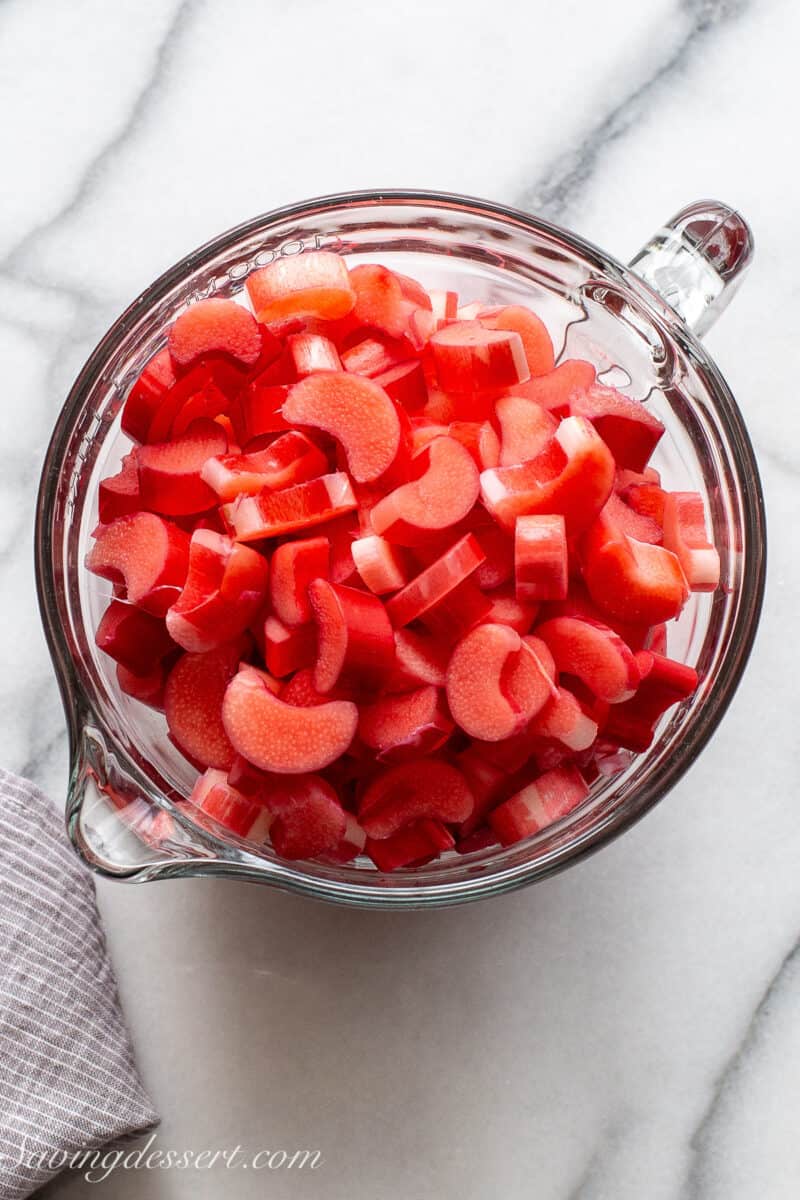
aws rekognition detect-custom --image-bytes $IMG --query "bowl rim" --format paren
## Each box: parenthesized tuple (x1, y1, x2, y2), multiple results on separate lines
(34, 188, 767, 906)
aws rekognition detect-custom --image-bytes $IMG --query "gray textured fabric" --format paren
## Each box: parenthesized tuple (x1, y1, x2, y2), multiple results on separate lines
(0, 769, 158, 1198)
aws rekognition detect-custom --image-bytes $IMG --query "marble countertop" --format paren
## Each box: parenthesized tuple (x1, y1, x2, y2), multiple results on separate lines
(2, 0, 798, 1196)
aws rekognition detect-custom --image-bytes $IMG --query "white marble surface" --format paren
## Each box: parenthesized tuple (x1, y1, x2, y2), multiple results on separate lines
(1, 0, 799, 1196)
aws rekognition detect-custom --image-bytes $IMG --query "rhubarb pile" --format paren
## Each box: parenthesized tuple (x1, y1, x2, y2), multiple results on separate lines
(88, 252, 718, 868)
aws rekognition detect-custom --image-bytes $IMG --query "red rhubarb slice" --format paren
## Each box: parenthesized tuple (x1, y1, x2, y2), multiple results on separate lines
(662, 492, 720, 591)
(359, 760, 474, 838)
(265, 774, 347, 860)
(480, 416, 615, 534)
(509, 359, 596, 414)
(447, 420, 501, 470)
(385, 533, 485, 627)
(603, 650, 698, 750)
(370, 436, 480, 545)
(488, 765, 589, 845)
(262, 615, 316, 677)
(189, 769, 271, 841)
(372, 360, 428, 411)
(480, 305, 555, 377)
(365, 820, 454, 871)
(98, 453, 142, 524)
(166, 529, 269, 653)
(481, 585, 539, 634)
(529, 686, 599, 752)
(446, 622, 555, 741)
(116, 661, 168, 710)
(428, 321, 529, 393)
(495, 394, 558, 467)
(95, 600, 175, 674)
(137, 419, 228, 515)
(164, 640, 246, 769)
(283, 371, 401, 483)
(233, 382, 290, 442)
(385, 628, 450, 691)
(570, 384, 664, 472)
(515, 514, 568, 602)
(246, 251, 356, 323)
(307, 580, 395, 692)
(222, 665, 358, 773)
(270, 536, 330, 626)
(351, 535, 409, 595)
(535, 616, 641, 703)
(358, 686, 453, 762)
(582, 509, 689, 624)
(287, 332, 341, 377)
(86, 513, 190, 616)
(201, 430, 328, 502)
(349, 263, 409, 338)
(121, 348, 177, 443)
(222, 473, 357, 541)
(168, 298, 262, 371)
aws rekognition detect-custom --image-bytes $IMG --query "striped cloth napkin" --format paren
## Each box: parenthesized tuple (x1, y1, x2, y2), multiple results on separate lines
(0, 768, 159, 1198)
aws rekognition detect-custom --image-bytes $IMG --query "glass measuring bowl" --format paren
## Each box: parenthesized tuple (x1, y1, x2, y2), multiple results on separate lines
(35, 191, 765, 908)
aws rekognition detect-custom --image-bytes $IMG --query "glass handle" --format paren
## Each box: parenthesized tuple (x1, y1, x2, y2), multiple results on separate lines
(628, 200, 753, 337)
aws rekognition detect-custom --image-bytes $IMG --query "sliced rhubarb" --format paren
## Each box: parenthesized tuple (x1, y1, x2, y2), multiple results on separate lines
(146, 359, 244, 444)
(189, 769, 271, 841)
(582, 508, 689, 624)
(510, 359, 595, 414)
(481, 585, 538, 634)
(349, 263, 409, 338)
(270, 536, 330, 626)
(86, 513, 190, 616)
(95, 600, 175, 673)
(137, 419, 228, 515)
(262, 614, 316, 677)
(446, 622, 556, 741)
(359, 760, 474, 838)
(370, 436, 480, 545)
(358, 686, 453, 762)
(447, 420, 501, 470)
(167, 298, 262, 371)
(480, 305, 555, 377)
(385, 628, 449, 691)
(515, 514, 568, 602)
(222, 665, 358, 773)
(495, 394, 558, 467)
(308, 580, 395, 692)
(529, 686, 598, 752)
(366, 820, 454, 871)
(340, 332, 412, 378)
(662, 492, 720, 591)
(246, 251, 356, 323)
(98, 453, 142, 524)
(535, 616, 641, 703)
(164, 640, 246, 769)
(222, 472, 357, 541)
(116, 661, 168, 710)
(372, 360, 428, 411)
(603, 650, 698, 750)
(263, 774, 347, 860)
(351, 535, 409, 595)
(473, 524, 514, 590)
(283, 371, 401, 483)
(385, 533, 485, 627)
(166, 529, 269, 653)
(121, 348, 177, 443)
(202, 430, 327, 502)
(480, 416, 615, 534)
(233, 381, 290, 442)
(489, 765, 589, 845)
(570, 384, 664, 472)
(429, 321, 529, 393)
(287, 332, 341, 377)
